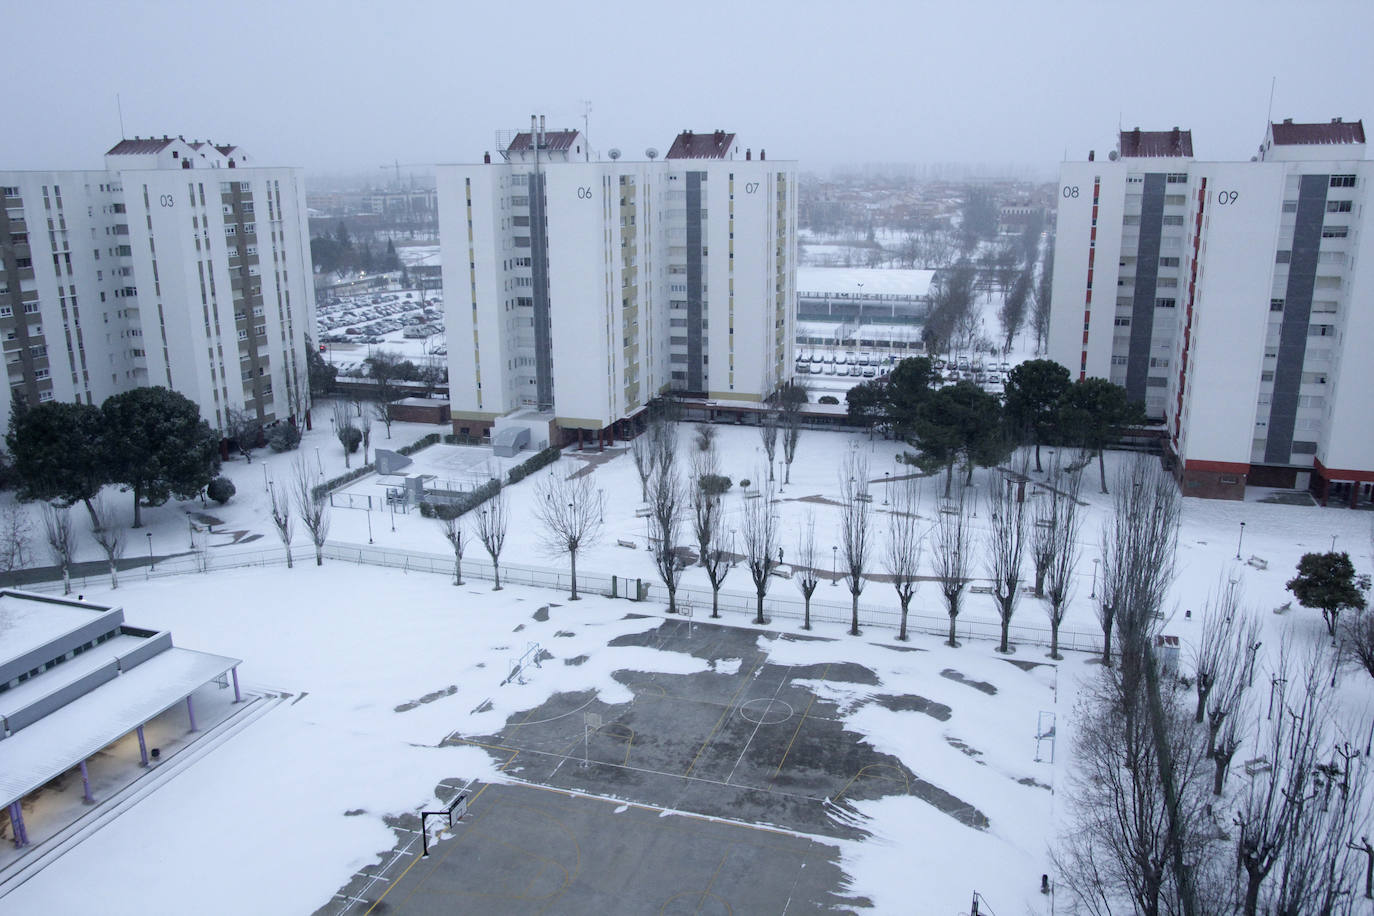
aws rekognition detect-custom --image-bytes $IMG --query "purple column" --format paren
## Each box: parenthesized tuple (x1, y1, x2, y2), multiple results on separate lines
(231, 666, 242, 703)
(80, 760, 93, 804)
(9, 803, 27, 847)
(186, 695, 197, 732)
(137, 725, 149, 766)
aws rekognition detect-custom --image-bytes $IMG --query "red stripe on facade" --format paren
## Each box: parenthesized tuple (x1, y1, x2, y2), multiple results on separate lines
(1186, 459, 1250, 474)
(1313, 458, 1374, 482)
(1175, 176, 1205, 444)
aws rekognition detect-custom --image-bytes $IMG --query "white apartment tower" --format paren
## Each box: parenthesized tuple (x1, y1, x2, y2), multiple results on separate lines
(0, 136, 315, 432)
(1048, 118, 1372, 504)
(437, 120, 796, 444)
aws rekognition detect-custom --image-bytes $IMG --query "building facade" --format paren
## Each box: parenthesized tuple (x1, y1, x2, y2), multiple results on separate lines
(437, 121, 795, 443)
(0, 136, 315, 433)
(1048, 119, 1372, 503)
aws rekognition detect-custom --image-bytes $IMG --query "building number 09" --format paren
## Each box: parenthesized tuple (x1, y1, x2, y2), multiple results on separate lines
(1215, 190, 1239, 205)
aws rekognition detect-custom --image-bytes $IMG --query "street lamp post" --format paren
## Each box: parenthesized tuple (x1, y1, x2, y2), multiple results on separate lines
(884, 471, 890, 505)
(1091, 557, 1099, 599)
(831, 545, 838, 586)
(1236, 521, 1246, 560)
(146, 532, 154, 577)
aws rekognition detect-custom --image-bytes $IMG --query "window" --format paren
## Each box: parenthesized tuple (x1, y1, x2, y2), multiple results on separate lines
(1159, 257, 1180, 267)
(1162, 215, 1185, 226)
(1111, 356, 1127, 365)
(1261, 371, 1275, 382)
(37, 390, 53, 402)
(1270, 298, 1285, 311)
(1282, 201, 1298, 213)
(1330, 175, 1356, 188)
(1276, 251, 1291, 264)
(1292, 441, 1318, 455)
(1164, 194, 1186, 206)
(1150, 357, 1170, 368)
(1155, 298, 1176, 309)
(1114, 317, 1131, 327)
(1146, 377, 1167, 387)
(1326, 200, 1353, 213)
(1322, 226, 1349, 238)
(1166, 173, 1188, 183)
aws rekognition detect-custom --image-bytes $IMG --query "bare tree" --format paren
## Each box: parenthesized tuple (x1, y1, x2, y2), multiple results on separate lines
(693, 423, 716, 453)
(474, 487, 509, 590)
(42, 504, 77, 595)
(332, 401, 359, 469)
(0, 505, 32, 584)
(630, 432, 657, 503)
(269, 482, 293, 569)
(647, 463, 687, 614)
(690, 448, 723, 566)
(884, 477, 923, 641)
(1343, 609, 1374, 680)
(839, 454, 872, 637)
(88, 496, 126, 589)
(741, 476, 778, 625)
(1191, 580, 1243, 724)
(1101, 455, 1195, 916)
(533, 470, 603, 600)
(933, 495, 971, 647)
(225, 407, 261, 463)
(651, 413, 678, 481)
(1041, 465, 1083, 659)
(701, 504, 734, 619)
(779, 382, 807, 485)
(759, 411, 779, 482)
(361, 418, 372, 467)
(985, 474, 1028, 654)
(795, 511, 821, 630)
(1234, 647, 1368, 916)
(292, 456, 330, 566)
(1057, 667, 1216, 916)
(438, 509, 465, 585)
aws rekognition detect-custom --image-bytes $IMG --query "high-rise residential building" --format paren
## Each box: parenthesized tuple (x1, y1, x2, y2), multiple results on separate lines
(1048, 118, 1371, 504)
(437, 120, 795, 446)
(0, 136, 315, 432)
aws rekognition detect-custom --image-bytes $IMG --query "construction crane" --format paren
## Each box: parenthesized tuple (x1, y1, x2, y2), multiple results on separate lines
(377, 161, 432, 224)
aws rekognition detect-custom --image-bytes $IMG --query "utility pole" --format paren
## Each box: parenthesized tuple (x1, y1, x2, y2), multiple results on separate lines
(580, 100, 592, 162)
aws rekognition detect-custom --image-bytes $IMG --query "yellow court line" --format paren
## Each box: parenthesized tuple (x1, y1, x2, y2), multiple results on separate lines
(683, 662, 761, 778)
(698, 850, 731, 912)
(833, 763, 910, 803)
(772, 663, 829, 782)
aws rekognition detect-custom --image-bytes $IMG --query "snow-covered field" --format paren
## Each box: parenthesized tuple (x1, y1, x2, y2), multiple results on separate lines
(4, 393, 1373, 914)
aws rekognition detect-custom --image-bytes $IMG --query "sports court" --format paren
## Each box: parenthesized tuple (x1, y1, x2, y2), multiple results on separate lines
(335, 617, 991, 914)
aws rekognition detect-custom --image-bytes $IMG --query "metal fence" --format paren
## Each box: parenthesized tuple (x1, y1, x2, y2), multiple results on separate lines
(320, 541, 1104, 654)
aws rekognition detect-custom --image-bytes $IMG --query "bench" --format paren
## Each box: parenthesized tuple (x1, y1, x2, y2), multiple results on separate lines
(617, 539, 637, 549)
(969, 585, 994, 595)
(634, 507, 652, 518)
(743, 490, 762, 500)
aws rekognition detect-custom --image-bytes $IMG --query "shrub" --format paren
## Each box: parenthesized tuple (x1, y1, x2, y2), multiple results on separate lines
(818, 395, 840, 405)
(398, 433, 440, 456)
(694, 425, 717, 452)
(421, 478, 500, 519)
(739, 478, 751, 489)
(341, 427, 362, 453)
(698, 473, 732, 497)
(507, 445, 561, 484)
(267, 422, 302, 452)
(207, 476, 236, 505)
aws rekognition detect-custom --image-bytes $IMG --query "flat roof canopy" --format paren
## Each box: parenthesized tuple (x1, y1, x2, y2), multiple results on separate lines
(0, 647, 239, 809)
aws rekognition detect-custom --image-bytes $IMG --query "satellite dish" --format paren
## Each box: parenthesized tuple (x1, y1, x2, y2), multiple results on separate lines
(645, 147, 659, 160)
(1108, 150, 1119, 161)
(608, 148, 621, 160)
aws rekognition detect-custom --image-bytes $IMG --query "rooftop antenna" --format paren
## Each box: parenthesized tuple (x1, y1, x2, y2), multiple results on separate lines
(1265, 76, 1277, 126)
(116, 93, 126, 139)
(580, 100, 592, 162)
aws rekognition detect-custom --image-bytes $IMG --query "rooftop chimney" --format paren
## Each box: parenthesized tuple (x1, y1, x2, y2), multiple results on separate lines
(1333, 117, 1343, 124)
(1088, 150, 1095, 161)
(746, 148, 751, 160)
(760, 149, 766, 160)
(539, 115, 546, 148)
(483, 151, 491, 164)
(1283, 118, 1293, 124)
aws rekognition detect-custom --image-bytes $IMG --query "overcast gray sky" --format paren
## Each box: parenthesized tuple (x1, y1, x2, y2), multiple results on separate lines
(5, 0, 1371, 176)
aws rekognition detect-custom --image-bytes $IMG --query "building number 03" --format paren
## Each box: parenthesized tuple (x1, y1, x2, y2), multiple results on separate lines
(159, 194, 175, 208)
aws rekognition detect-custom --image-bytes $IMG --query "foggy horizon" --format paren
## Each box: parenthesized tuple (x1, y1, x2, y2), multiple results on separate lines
(4, 0, 1372, 176)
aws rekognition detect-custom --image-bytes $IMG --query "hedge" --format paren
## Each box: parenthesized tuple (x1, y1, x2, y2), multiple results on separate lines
(398, 433, 440, 455)
(507, 445, 562, 485)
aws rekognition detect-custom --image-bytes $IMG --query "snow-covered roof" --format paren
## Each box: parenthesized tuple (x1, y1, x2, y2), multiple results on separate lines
(796, 267, 935, 299)
(0, 634, 147, 719)
(0, 593, 117, 668)
(0, 646, 239, 809)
